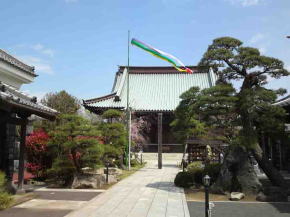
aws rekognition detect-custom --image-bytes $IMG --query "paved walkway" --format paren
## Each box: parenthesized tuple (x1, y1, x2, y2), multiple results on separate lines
(0, 188, 103, 217)
(65, 161, 190, 217)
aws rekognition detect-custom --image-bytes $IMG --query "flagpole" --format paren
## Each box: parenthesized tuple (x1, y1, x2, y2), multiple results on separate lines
(127, 30, 131, 170)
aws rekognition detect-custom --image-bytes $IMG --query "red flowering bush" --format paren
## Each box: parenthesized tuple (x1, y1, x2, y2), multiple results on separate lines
(26, 130, 50, 179)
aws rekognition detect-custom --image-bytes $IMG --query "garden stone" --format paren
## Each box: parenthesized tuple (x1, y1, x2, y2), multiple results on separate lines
(72, 174, 105, 189)
(230, 192, 245, 201)
(211, 146, 262, 195)
(102, 174, 117, 184)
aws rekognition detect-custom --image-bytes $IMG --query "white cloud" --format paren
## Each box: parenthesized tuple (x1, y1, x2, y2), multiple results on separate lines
(19, 56, 54, 75)
(258, 46, 267, 54)
(65, 0, 78, 3)
(226, 0, 261, 7)
(21, 90, 47, 101)
(249, 33, 268, 54)
(250, 33, 265, 44)
(32, 43, 54, 58)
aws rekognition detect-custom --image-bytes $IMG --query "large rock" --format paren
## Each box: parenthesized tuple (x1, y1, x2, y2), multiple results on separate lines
(230, 192, 245, 201)
(211, 146, 262, 195)
(71, 173, 117, 189)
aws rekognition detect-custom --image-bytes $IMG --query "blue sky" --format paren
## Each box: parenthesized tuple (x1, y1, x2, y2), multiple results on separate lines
(1, 0, 290, 100)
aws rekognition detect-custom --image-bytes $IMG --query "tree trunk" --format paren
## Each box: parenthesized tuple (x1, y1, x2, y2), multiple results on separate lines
(211, 146, 262, 195)
(251, 144, 287, 189)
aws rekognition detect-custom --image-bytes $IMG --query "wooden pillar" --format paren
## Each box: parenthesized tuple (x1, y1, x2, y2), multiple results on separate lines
(18, 118, 27, 192)
(158, 113, 163, 169)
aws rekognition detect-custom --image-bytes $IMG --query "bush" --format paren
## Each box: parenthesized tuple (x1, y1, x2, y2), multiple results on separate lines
(187, 161, 203, 173)
(174, 172, 193, 188)
(0, 172, 13, 210)
(0, 192, 12, 210)
(187, 161, 204, 185)
(203, 163, 221, 184)
(187, 162, 221, 185)
(0, 172, 6, 192)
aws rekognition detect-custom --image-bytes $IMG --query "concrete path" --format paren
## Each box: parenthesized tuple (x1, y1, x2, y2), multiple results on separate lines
(65, 161, 190, 217)
(0, 188, 102, 217)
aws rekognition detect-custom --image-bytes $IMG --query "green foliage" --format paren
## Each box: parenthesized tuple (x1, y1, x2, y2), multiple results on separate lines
(174, 172, 193, 188)
(187, 161, 203, 173)
(0, 192, 13, 210)
(47, 156, 76, 186)
(41, 90, 80, 114)
(186, 162, 221, 185)
(172, 84, 238, 144)
(0, 172, 6, 192)
(100, 121, 126, 161)
(0, 172, 12, 210)
(48, 114, 104, 175)
(102, 109, 123, 120)
(130, 159, 140, 167)
(171, 87, 206, 143)
(187, 162, 204, 184)
(204, 163, 221, 184)
(34, 90, 81, 132)
(197, 37, 289, 148)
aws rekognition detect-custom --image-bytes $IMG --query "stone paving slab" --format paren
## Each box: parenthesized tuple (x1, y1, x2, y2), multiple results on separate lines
(0, 208, 71, 217)
(15, 199, 87, 210)
(65, 161, 189, 217)
(34, 191, 101, 201)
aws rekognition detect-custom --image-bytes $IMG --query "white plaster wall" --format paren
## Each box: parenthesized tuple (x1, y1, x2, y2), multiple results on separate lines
(0, 61, 34, 89)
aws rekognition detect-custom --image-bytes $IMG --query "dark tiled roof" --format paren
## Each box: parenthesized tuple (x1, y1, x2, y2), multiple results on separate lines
(0, 49, 37, 77)
(0, 81, 58, 120)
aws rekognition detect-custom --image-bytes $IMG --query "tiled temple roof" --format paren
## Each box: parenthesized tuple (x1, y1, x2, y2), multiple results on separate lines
(84, 66, 217, 113)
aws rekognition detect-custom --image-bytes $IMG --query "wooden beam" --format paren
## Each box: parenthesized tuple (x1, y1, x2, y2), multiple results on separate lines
(158, 113, 163, 169)
(17, 117, 27, 192)
(0, 115, 27, 125)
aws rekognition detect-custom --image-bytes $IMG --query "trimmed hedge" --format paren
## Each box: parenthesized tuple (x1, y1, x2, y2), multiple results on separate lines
(174, 172, 193, 188)
(186, 162, 221, 186)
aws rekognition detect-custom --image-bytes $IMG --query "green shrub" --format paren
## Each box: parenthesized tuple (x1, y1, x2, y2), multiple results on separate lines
(187, 161, 204, 185)
(203, 163, 221, 184)
(0, 192, 12, 210)
(187, 161, 203, 173)
(174, 172, 193, 188)
(187, 162, 221, 185)
(0, 172, 13, 210)
(102, 109, 123, 120)
(0, 172, 6, 191)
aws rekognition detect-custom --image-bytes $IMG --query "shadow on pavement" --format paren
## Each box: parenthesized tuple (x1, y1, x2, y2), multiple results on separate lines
(269, 202, 290, 214)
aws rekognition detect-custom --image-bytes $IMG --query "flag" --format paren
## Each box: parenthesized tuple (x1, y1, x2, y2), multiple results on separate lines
(131, 38, 193, 74)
